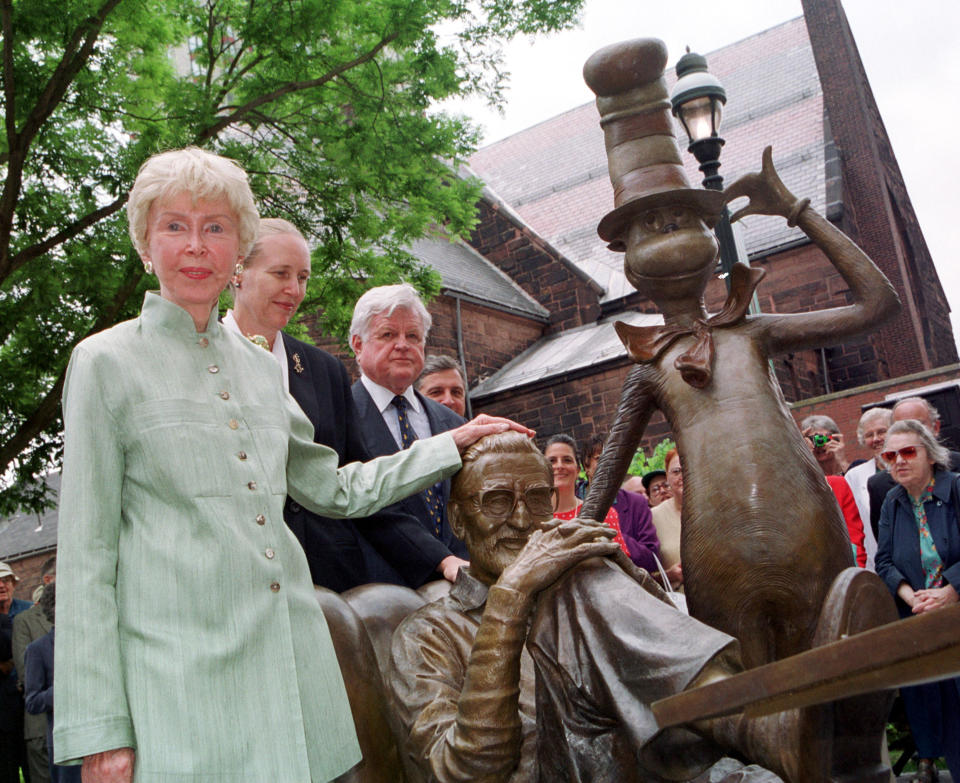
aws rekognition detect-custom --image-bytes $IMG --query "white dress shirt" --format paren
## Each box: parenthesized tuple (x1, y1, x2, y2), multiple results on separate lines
(844, 458, 881, 571)
(360, 374, 432, 448)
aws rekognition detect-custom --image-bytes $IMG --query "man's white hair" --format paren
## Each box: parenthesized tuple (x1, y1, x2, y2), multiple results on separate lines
(349, 283, 432, 341)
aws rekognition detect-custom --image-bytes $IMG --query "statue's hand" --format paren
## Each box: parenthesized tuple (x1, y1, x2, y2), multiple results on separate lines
(498, 518, 619, 597)
(725, 146, 807, 225)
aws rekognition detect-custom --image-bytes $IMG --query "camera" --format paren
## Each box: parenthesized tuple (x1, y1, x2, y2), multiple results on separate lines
(811, 433, 831, 448)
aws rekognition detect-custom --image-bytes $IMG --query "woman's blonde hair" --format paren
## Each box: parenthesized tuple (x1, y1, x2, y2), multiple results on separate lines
(241, 218, 306, 270)
(127, 146, 260, 259)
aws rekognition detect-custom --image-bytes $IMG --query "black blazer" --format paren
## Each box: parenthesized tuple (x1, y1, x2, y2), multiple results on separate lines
(866, 448, 960, 540)
(282, 334, 452, 590)
(351, 379, 469, 566)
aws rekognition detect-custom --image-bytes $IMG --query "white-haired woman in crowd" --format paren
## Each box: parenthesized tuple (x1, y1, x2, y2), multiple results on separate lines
(875, 419, 960, 783)
(800, 414, 848, 476)
(54, 146, 526, 783)
(843, 406, 892, 570)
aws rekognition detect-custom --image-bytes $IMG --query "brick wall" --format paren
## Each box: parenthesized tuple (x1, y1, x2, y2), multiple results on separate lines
(789, 365, 960, 464)
(424, 297, 545, 387)
(473, 360, 672, 456)
(801, 0, 957, 376)
(468, 199, 601, 333)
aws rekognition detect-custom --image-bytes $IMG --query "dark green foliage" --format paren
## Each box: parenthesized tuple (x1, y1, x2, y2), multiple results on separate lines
(0, 0, 586, 514)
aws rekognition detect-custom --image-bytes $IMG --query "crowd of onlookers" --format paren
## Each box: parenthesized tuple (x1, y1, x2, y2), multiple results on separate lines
(800, 399, 960, 783)
(1, 557, 78, 783)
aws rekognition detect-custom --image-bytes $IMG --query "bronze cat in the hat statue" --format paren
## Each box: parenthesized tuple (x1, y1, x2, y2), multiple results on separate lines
(579, 39, 901, 779)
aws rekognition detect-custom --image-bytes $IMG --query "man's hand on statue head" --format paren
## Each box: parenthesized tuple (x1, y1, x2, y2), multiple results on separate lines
(725, 146, 808, 226)
(497, 517, 620, 597)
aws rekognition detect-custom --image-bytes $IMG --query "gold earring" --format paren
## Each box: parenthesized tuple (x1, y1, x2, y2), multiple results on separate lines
(235, 263, 244, 276)
(143, 261, 153, 275)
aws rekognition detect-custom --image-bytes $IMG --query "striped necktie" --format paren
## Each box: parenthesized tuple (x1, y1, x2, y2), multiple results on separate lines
(392, 395, 443, 536)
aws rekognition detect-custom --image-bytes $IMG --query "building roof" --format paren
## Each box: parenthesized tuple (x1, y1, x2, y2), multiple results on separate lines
(469, 17, 826, 303)
(409, 235, 550, 320)
(471, 310, 663, 398)
(0, 473, 59, 561)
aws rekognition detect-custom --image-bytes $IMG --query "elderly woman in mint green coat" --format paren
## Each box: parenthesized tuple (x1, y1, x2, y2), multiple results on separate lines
(53, 147, 525, 783)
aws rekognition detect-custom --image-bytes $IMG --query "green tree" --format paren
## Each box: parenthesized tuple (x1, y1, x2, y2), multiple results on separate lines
(0, 0, 586, 513)
(628, 438, 675, 476)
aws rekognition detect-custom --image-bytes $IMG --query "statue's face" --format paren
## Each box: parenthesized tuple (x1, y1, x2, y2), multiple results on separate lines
(450, 452, 555, 584)
(623, 204, 718, 294)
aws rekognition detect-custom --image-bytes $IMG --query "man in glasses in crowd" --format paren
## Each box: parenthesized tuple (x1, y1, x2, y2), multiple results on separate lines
(388, 431, 812, 783)
(867, 397, 960, 540)
(642, 469, 671, 508)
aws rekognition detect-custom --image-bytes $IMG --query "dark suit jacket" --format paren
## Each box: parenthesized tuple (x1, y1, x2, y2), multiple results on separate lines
(351, 379, 469, 573)
(867, 448, 960, 540)
(282, 334, 453, 590)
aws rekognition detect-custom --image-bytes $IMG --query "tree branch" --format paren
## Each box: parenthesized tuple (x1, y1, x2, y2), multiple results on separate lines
(0, 262, 144, 475)
(6, 194, 129, 278)
(196, 31, 399, 142)
(215, 50, 266, 107)
(0, 0, 123, 285)
(2, 0, 15, 148)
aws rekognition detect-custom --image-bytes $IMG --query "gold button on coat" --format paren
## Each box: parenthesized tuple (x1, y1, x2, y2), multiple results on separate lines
(207, 364, 219, 373)
(247, 481, 257, 491)
(255, 514, 266, 525)
(228, 419, 239, 430)
(198, 337, 209, 347)
(219, 391, 230, 400)
(237, 451, 247, 460)
(265, 548, 275, 560)
(270, 581, 281, 592)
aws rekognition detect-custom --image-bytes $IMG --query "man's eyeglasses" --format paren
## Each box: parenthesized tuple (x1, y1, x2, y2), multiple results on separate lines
(880, 446, 920, 463)
(469, 487, 556, 521)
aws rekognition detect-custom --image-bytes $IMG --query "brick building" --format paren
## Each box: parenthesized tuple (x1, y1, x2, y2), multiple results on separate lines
(2, 2, 958, 588)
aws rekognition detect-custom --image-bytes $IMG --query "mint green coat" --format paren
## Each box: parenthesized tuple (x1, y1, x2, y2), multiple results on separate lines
(53, 293, 461, 782)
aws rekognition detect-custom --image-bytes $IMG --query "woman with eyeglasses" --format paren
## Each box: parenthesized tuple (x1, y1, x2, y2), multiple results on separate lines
(875, 419, 960, 783)
(544, 435, 630, 558)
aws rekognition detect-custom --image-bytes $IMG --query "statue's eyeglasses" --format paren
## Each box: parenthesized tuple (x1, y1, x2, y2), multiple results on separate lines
(469, 487, 556, 521)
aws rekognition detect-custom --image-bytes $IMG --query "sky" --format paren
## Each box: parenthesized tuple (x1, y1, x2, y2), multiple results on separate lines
(454, 0, 960, 347)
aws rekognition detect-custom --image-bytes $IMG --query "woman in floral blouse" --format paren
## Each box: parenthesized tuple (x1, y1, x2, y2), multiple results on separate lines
(875, 418, 960, 783)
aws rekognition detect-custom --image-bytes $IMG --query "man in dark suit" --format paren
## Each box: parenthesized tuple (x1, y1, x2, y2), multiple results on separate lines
(349, 284, 471, 575)
(281, 331, 466, 590)
(867, 396, 960, 539)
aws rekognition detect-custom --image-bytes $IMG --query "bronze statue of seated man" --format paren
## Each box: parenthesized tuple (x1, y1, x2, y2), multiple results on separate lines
(387, 432, 821, 782)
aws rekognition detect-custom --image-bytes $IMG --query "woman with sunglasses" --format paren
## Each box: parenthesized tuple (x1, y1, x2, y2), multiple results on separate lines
(875, 419, 960, 783)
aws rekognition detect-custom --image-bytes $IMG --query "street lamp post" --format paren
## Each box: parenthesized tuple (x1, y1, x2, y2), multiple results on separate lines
(669, 49, 740, 291)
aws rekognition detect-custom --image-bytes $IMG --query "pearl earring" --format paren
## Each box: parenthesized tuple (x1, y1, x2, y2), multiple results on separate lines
(235, 263, 244, 276)
(143, 261, 153, 275)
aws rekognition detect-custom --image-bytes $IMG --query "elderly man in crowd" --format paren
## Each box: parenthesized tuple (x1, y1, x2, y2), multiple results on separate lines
(843, 408, 891, 571)
(867, 396, 960, 540)
(416, 354, 468, 418)
(0, 562, 31, 783)
(350, 284, 470, 573)
(12, 557, 56, 783)
(388, 432, 818, 783)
